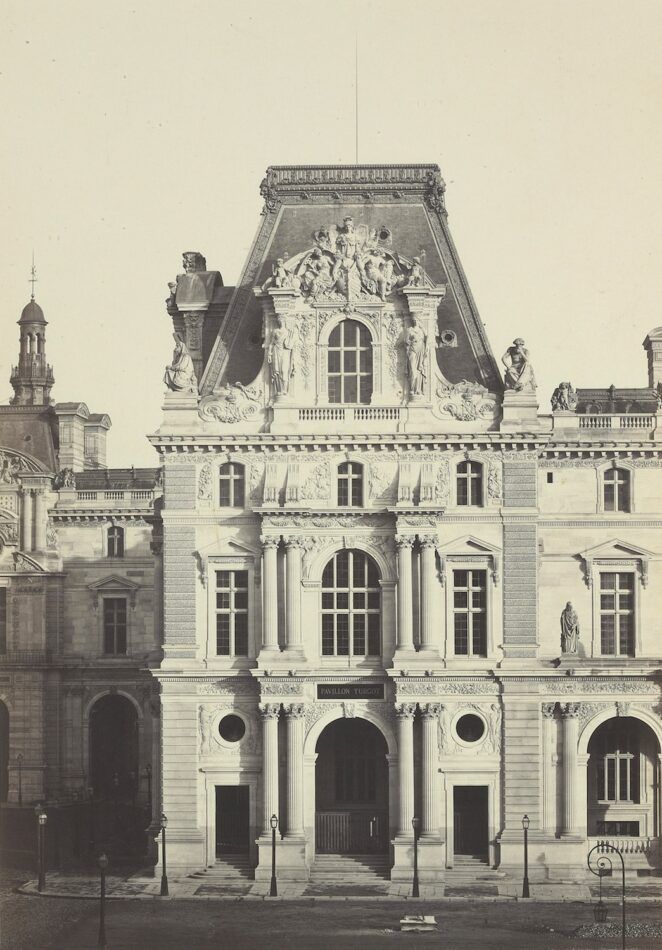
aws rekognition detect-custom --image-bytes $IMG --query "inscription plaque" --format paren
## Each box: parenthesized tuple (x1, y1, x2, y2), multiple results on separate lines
(317, 683, 385, 701)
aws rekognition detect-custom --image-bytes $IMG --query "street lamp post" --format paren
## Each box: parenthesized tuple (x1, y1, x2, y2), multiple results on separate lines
(521, 815, 530, 899)
(588, 842, 626, 950)
(36, 807, 47, 892)
(411, 816, 421, 898)
(16, 753, 23, 807)
(145, 764, 152, 814)
(270, 814, 279, 897)
(98, 853, 108, 950)
(159, 813, 169, 896)
(88, 786, 96, 855)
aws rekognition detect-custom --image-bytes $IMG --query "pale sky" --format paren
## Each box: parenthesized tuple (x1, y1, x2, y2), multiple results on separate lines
(1, 0, 661, 466)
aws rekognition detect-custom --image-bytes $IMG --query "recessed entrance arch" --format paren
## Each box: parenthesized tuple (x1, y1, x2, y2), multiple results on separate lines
(315, 717, 389, 854)
(89, 694, 139, 800)
(0, 701, 8, 802)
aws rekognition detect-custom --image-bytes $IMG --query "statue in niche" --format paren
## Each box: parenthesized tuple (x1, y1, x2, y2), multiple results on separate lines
(502, 338, 536, 392)
(267, 316, 295, 396)
(163, 333, 198, 393)
(551, 381, 578, 411)
(560, 602, 580, 654)
(404, 315, 428, 396)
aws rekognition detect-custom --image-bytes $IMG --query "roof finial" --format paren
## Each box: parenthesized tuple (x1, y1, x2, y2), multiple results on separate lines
(29, 252, 37, 301)
(355, 35, 359, 164)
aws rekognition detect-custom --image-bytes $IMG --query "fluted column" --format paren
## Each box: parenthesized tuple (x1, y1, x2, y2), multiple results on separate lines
(284, 703, 305, 837)
(418, 536, 438, 654)
(395, 536, 415, 653)
(395, 703, 416, 835)
(420, 703, 441, 836)
(34, 490, 47, 552)
(283, 537, 304, 654)
(260, 536, 280, 652)
(541, 703, 556, 835)
(561, 703, 580, 836)
(260, 703, 280, 833)
(21, 489, 33, 552)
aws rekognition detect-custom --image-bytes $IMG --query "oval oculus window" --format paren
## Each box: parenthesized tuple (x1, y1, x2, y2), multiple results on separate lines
(455, 713, 485, 743)
(218, 714, 246, 743)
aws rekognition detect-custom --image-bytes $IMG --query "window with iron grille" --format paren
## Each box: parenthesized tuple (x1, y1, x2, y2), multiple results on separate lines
(456, 461, 483, 506)
(337, 461, 363, 507)
(603, 468, 631, 512)
(107, 525, 124, 558)
(103, 598, 127, 655)
(0, 589, 6, 653)
(327, 320, 373, 404)
(595, 722, 640, 804)
(321, 550, 380, 657)
(219, 462, 245, 508)
(600, 572, 634, 656)
(215, 570, 249, 656)
(453, 569, 487, 656)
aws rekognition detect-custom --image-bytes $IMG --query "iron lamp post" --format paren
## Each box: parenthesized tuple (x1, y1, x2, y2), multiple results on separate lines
(588, 842, 625, 950)
(411, 816, 421, 898)
(98, 853, 108, 949)
(521, 814, 530, 898)
(270, 814, 279, 897)
(36, 807, 47, 892)
(16, 753, 23, 807)
(159, 813, 169, 896)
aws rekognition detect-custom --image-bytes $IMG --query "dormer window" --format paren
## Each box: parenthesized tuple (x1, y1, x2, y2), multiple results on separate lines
(328, 320, 373, 405)
(338, 462, 363, 507)
(456, 461, 483, 507)
(604, 468, 630, 512)
(219, 462, 245, 508)
(107, 525, 124, 558)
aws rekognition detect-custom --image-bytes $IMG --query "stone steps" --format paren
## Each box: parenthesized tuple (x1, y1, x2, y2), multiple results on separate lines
(188, 855, 254, 881)
(310, 853, 391, 882)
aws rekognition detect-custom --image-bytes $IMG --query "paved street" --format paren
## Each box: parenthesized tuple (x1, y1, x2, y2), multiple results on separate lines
(2, 870, 662, 949)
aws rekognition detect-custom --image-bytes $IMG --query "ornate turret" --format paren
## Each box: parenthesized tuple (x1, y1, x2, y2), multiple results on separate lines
(10, 270, 55, 406)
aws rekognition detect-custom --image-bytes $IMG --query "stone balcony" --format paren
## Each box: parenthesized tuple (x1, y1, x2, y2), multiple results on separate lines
(54, 488, 158, 514)
(551, 411, 662, 440)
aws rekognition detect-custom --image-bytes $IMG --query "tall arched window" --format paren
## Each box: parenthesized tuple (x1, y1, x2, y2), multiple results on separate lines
(604, 468, 630, 512)
(456, 461, 483, 506)
(337, 462, 363, 507)
(107, 525, 124, 558)
(219, 462, 245, 508)
(328, 320, 373, 404)
(321, 550, 381, 657)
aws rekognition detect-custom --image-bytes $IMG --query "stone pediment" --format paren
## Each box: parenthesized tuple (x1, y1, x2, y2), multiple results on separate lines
(88, 575, 139, 609)
(578, 538, 655, 588)
(437, 535, 501, 585)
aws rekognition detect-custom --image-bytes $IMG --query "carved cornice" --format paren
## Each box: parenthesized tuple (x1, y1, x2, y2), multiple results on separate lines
(259, 164, 445, 208)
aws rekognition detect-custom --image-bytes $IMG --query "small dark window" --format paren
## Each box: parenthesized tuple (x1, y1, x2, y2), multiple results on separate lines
(455, 714, 486, 743)
(218, 714, 246, 743)
(603, 468, 630, 512)
(107, 525, 124, 558)
(219, 462, 245, 508)
(546, 472, 554, 484)
(103, 598, 127, 655)
(456, 461, 483, 506)
(337, 461, 363, 507)
(0, 589, 6, 654)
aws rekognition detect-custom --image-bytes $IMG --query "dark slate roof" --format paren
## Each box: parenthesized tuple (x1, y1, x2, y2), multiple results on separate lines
(74, 467, 160, 489)
(576, 387, 658, 414)
(19, 299, 46, 324)
(0, 406, 58, 471)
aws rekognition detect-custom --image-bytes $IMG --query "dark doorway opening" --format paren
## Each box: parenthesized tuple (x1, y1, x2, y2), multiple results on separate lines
(216, 786, 249, 855)
(0, 702, 8, 802)
(315, 718, 389, 854)
(89, 694, 138, 801)
(453, 786, 489, 860)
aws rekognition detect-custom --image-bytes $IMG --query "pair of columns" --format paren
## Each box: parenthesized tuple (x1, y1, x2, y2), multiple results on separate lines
(261, 536, 303, 655)
(259, 702, 305, 837)
(395, 535, 437, 654)
(542, 702, 581, 836)
(396, 702, 441, 838)
(21, 488, 47, 552)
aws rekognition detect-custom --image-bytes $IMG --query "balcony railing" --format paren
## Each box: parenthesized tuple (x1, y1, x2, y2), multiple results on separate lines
(68, 490, 155, 504)
(587, 836, 660, 866)
(298, 407, 403, 424)
(578, 414, 655, 430)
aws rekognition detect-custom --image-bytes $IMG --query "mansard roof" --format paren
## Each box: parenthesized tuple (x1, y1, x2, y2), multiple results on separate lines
(575, 386, 658, 414)
(200, 163, 502, 396)
(75, 467, 160, 490)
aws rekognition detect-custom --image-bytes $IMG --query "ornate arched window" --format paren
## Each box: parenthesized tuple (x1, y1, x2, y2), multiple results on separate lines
(591, 720, 640, 804)
(337, 461, 363, 507)
(456, 461, 483, 507)
(321, 550, 380, 657)
(603, 467, 630, 512)
(219, 462, 245, 508)
(328, 320, 373, 404)
(107, 525, 124, 558)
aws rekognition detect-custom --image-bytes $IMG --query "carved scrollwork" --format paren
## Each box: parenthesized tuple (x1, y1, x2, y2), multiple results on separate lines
(198, 461, 213, 501)
(199, 384, 262, 424)
(434, 380, 497, 422)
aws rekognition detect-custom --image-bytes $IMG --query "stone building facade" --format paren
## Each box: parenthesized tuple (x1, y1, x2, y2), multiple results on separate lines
(151, 164, 662, 882)
(0, 292, 161, 812)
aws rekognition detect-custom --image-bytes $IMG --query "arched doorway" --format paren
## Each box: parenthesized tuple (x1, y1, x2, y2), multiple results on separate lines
(315, 718, 389, 854)
(89, 695, 138, 801)
(0, 702, 8, 802)
(587, 716, 660, 840)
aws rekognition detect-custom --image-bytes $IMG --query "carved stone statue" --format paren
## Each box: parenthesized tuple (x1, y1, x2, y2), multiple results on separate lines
(560, 602, 580, 654)
(502, 338, 536, 392)
(267, 316, 295, 396)
(405, 316, 428, 396)
(551, 381, 578, 411)
(164, 333, 198, 393)
(300, 249, 333, 298)
(54, 468, 76, 490)
(0, 452, 22, 485)
(182, 251, 207, 274)
(405, 255, 426, 287)
(264, 257, 301, 292)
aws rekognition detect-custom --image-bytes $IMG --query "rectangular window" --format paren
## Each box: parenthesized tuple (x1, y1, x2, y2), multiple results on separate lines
(600, 572, 634, 656)
(453, 570, 487, 656)
(215, 570, 249, 656)
(103, 598, 127, 655)
(0, 589, 7, 653)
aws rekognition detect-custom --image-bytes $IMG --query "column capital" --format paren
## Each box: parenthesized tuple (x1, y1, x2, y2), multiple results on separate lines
(560, 702, 582, 719)
(395, 534, 415, 549)
(420, 702, 442, 720)
(284, 702, 306, 719)
(395, 702, 416, 720)
(418, 534, 438, 549)
(260, 535, 281, 549)
(541, 702, 557, 719)
(259, 702, 281, 720)
(283, 535, 306, 550)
